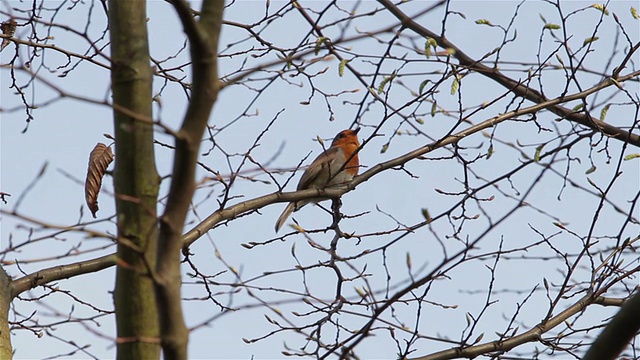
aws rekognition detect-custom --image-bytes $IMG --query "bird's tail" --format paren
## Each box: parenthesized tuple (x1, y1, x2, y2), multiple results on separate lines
(275, 202, 296, 232)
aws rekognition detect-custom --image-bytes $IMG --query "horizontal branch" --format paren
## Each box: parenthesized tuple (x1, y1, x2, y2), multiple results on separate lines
(10, 70, 632, 297)
(0, 34, 110, 70)
(10, 254, 116, 299)
(409, 295, 622, 360)
(182, 72, 636, 247)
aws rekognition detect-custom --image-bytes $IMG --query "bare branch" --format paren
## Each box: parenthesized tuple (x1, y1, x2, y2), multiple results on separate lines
(156, 1, 225, 359)
(377, 0, 640, 147)
(10, 255, 116, 299)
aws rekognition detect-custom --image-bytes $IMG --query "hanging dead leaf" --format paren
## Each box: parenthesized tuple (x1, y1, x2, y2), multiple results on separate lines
(85, 143, 114, 218)
(1, 18, 17, 52)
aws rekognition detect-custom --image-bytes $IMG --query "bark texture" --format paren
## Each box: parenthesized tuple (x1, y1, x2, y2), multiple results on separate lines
(108, 1, 160, 359)
(0, 268, 12, 359)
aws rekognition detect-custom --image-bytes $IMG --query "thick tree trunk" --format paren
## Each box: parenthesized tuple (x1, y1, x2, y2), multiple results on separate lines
(0, 267, 12, 359)
(108, 1, 160, 359)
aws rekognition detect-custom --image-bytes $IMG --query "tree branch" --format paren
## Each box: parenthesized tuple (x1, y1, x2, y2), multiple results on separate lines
(10, 254, 116, 299)
(377, 0, 640, 147)
(182, 72, 637, 248)
(9, 68, 634, 302)
(157, 1, 224, 359)
(583, 290, 640, 360)
(409, 295, 621, 360)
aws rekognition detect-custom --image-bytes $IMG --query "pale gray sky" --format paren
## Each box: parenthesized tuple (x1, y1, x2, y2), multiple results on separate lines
(1, 1, 639, 359)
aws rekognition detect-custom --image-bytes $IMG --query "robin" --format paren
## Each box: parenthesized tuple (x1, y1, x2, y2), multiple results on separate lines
(275, 128, 361, 232)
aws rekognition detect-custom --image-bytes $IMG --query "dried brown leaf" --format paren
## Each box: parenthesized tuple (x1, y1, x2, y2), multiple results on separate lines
(1, 18, 17, 52)
(85, 143, 114, 218)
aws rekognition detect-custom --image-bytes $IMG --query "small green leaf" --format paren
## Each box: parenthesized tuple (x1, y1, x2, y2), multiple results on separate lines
(428, 37, 438, 48)
(475, 19, 492, 26)
(338, 59, 348, 77)
(632, 7, 639, 19)
(572, 103, 585, 111)
(380, 143, 389, 154)
(419, 79, 431, 94)
(583, 36, 599, 46)
(534, 143, 544, 162)
(415, 117, 424, 125)
(377, 71, 396, 94)
(585, 165, 597, 174)
(487, 144, 494, 159)
(600, 104, 611, 121)
(624, 153, 640, 161)
(431, 101, 437, 117)
(315, 36, 328, 55)
(451, 76, 459, 95)
(424, 40, 432, 58)
(591, 4, 609, 16)
(424, 37, 438, 58)
(421, 208, 432, 223)
(544, 23, 561, 30)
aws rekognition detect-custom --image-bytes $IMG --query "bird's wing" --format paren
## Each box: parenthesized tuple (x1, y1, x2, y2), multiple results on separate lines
(297, 146, 342, 190)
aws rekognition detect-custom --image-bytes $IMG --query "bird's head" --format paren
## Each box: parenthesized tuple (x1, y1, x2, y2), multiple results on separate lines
(331, 128, 360, 148)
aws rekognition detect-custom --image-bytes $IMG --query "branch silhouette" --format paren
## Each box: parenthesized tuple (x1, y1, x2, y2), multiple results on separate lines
(378, 0, 640, 147)
(10, 68, 636, 299)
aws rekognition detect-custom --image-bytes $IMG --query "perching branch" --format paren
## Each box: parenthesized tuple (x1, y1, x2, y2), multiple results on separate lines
(182, 71, 638, 248)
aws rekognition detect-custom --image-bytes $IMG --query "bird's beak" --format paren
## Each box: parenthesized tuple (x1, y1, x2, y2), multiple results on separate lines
(354, 127, 361, 134)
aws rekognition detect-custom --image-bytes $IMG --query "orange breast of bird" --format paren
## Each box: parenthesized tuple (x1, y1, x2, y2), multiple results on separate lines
(336, 137, 360, 179)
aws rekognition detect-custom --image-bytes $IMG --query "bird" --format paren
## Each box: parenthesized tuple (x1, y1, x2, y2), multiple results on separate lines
(275, 128, 361, 232)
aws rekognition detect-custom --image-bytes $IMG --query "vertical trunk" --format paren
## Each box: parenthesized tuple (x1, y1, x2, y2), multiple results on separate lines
(108, 1, 160, 359)
(0, 267, 12, 359)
